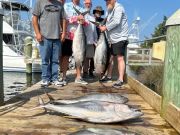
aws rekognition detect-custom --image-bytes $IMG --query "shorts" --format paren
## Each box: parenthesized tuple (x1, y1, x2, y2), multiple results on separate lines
(61, 39, 73, 56)
(85, 44, 95, 58)
(110, 40, 128, 56)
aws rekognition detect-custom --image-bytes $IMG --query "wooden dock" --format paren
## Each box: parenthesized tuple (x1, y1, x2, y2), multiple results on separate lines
(0, 73, 179, 135)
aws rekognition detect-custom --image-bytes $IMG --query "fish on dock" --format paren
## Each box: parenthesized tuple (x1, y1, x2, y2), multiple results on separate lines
(70, 128, 141, 135)
(45, 93, 129, 104)
(34, 97, 143, 124)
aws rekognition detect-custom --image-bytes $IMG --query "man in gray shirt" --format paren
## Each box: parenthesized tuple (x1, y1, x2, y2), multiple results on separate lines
(32, 0, 66, 87)
(99, 0, 128, 88)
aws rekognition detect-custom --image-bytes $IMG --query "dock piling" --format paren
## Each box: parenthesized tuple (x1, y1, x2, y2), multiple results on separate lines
(0, 9, 4, 106)
(24, 36, 33, 74)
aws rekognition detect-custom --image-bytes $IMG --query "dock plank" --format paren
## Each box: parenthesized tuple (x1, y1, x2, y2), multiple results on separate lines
(0, 76, 179, 135)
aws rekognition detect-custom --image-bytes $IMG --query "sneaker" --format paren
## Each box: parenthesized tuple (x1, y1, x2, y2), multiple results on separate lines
(99, 76, 112, 83)
(75, 78, 88, 85)
(61, 78, 67, 86)
(41, 80, 50, 87)
(112, 80, 124, 88)
(52, 80, 64, 86)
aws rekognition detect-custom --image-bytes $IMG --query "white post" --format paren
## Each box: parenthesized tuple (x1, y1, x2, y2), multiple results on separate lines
(149, 49, 152, 65)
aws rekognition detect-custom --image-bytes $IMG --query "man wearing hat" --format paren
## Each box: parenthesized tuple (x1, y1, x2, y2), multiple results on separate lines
(93, 6, 104, 38)
(88, 6, 105, 78)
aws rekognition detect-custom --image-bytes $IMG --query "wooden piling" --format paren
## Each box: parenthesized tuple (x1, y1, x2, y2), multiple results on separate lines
(24, 36, 33, 74)
(162, 9, 180, 133)
(0, 9, 4, 106)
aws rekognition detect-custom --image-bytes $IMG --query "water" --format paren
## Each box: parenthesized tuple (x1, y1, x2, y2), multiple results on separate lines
(2, 66, 137, 101)
(3, 72, 41, 101)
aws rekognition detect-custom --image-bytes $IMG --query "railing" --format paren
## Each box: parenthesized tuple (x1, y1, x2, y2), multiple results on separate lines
(126, 47, 163, 66)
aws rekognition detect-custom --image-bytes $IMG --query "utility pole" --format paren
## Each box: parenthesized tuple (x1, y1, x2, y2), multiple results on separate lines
(0, 8, 4, 106)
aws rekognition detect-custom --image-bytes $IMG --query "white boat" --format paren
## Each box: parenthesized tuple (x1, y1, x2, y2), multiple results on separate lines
(0, 0, 41, 72)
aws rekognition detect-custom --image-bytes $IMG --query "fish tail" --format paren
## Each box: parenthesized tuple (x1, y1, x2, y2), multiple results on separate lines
(73, 6, 89, 16)
(44, 91, 55, 102)
(29, 96, 47, 112)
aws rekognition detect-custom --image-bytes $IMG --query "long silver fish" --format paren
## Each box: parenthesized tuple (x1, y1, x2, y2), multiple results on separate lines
(90, 20, 109, 76)
(36, 97, 143, 124)
(45, 93, 128, 104)
(94, 32, 108, 75)
(70, 128, 141, 135)
(72, 7, 89, 67)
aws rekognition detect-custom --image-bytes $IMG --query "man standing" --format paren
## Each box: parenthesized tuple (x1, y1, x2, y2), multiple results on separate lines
(88, 6, 104, 77)
(32, 0, 66, 87)
(99, 0, 128, 88)
(83, 0, 98, 79)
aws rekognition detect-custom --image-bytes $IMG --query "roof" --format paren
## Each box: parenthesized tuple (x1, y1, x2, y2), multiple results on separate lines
(166, 9, 180, 26)
(0, 1, 29, 12)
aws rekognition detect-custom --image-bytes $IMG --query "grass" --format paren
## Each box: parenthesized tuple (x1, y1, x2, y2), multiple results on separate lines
(129, 65, 164, 96)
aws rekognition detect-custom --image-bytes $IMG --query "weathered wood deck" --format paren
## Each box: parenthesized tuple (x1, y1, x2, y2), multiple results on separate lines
(0, 74, 179, 135)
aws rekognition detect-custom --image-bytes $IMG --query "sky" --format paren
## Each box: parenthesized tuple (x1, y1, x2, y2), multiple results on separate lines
(19, 0, 180, 40)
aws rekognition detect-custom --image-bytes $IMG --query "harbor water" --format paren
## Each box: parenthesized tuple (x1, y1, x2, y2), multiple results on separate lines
(2, 65, 138, 101)
(3, 72, 41, 101)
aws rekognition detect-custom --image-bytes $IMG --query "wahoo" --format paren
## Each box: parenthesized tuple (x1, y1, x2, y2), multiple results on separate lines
(45, 92, 129, 104)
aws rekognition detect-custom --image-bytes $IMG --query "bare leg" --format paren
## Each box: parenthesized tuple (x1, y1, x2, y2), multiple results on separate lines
(117, 55, 125, 81)
(75, 65, 88, 85)
(76, 67, 82, 79)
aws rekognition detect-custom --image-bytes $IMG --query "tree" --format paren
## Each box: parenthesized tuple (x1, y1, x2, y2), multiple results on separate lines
(141, 16, 167, 48)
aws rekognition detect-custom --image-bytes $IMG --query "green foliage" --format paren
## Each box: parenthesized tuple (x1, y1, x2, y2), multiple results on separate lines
(141, 16, 167, 48)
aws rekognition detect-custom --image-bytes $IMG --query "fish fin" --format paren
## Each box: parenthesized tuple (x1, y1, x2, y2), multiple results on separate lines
(73, 6, 89, 16)
(30, 96, 47, 112)
(73, 6, 82, 15)
(82, 10, 89, 16)
(38, 96, 45, 106)
(38, 96, 48, 112)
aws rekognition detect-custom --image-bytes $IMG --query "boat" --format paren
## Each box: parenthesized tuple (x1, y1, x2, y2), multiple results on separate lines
(128, 17, 141, 54)
(0, 0, 41, 72)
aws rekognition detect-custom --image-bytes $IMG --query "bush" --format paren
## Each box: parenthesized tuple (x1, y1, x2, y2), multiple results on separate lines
(138, 66, 164, 95)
